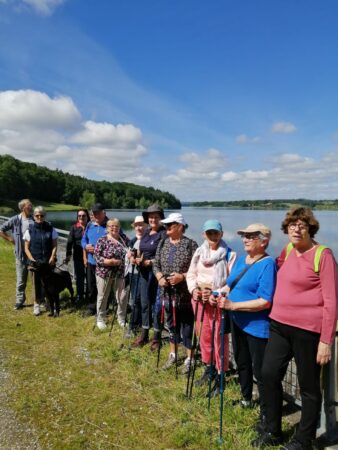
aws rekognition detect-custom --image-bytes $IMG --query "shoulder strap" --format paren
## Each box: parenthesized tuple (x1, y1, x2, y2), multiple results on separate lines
(314, 245, 328, 273)
(285, 242, 293, 260)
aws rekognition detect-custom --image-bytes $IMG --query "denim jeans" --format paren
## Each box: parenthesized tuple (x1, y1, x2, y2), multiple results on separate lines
(15, 258, 29, 306)
(128, 272, 142, 330)
(139, 269, 160, 331)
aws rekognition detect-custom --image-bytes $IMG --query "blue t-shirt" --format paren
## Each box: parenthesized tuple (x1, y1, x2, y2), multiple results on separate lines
(227, 255, 277, 338)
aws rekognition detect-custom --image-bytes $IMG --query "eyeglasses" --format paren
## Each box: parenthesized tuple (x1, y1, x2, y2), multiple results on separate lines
(34, 214, 44, 218)
(241, 233, 261, 241)
(288, 222, 308, 231)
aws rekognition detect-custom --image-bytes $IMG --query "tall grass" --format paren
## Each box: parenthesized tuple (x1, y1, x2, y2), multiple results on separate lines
(0, 239, 280, 449)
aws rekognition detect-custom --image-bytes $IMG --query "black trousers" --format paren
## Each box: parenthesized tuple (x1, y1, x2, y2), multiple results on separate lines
(86, 263, 97, 306)
(262, 320, 321, 444)
(232, 321, 268, 414)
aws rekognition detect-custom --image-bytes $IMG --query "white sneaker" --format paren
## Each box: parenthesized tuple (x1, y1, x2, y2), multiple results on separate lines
(33, 304, 40, 316)
(162, 353, 176, 370)
(97, 321, 107, 331)
(118, 320, 126, 328)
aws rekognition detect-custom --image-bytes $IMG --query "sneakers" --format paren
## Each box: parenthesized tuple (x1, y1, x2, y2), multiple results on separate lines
(14, 303, 24, 310)
(97, 321, 107, 331)
(280, 438, 312, 450)
(251, 431, 283, 448)
(118, 320, 126, 328)
(162, 352, 176, 370)
(180, 357, 194, 375)
(33, 304, 40, 316)
(232, 398, 255, 408)
(195, 365, 216, 387)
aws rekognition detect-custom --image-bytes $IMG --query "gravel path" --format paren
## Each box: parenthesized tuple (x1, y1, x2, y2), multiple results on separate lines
(0, 354, 40, 450)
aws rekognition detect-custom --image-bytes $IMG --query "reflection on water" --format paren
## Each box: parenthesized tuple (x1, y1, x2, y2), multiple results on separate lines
(47, 207, 338, 259)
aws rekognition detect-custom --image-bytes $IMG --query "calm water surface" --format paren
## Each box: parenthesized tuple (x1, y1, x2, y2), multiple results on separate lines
(47, 207, 338, 259)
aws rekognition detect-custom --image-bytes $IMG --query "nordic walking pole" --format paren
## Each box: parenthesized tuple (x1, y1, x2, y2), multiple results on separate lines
(218, 300, 226, 444)
(189, 300, 206, 399)
(186, 298, 199, 397)
(156, 289, 166, 369)
(119, 263, 135, 350)
(172, 286, 178, 380)
(128, 270, 141, 351)
(207, 303, 217, 411)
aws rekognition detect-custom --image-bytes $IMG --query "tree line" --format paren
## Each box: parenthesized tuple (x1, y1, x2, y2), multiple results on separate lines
(189, 199, 338, 210)
(0, 155, 181, 210)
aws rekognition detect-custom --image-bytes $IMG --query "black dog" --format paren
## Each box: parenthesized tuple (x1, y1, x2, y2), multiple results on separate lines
(29, 261, 74, 317)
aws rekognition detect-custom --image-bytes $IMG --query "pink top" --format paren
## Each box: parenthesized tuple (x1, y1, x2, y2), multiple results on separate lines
(270, 246, 338, 344)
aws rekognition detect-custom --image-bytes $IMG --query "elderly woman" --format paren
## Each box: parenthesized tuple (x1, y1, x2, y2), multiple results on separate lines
(252, 208, 338, 450)
(94, 218, 128, 331)
(65, 209, 90, 304)
(186, 219, 236, 394)
(153, 212, 198, 372)
(220, 224, 276, 426)
(24, 206, 58, 316)
(132, 204, 167, 350)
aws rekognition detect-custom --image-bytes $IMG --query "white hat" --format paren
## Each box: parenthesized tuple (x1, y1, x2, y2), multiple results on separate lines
(132, 215, 145, 226)
(161, 212, 188, 227)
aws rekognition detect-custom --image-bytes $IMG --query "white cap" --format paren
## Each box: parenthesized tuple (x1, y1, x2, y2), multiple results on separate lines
(132, 215, 145, 226)
(161, 212, 187, 227)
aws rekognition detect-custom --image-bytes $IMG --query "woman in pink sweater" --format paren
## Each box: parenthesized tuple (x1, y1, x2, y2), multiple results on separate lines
(252, 207, 338, 450)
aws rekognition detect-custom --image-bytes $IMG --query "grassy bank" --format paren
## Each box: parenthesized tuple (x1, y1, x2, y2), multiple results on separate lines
(0, 240, 289, 450)
(0, 199, 78, 215)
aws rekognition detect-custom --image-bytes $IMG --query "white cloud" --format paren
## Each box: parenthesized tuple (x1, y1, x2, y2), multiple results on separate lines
(22, 0, 66, 15)
(71, 121, 142, 147)
(0, 90, 80, 128)
(236, 134, 261, 144)
(271, 121, 297, 134)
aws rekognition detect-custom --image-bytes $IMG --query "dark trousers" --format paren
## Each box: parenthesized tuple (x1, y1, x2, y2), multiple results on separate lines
(86, 263, 97, 306)
(129, 272, 142, 330)
(232, 321, 268, 414)
(139, 269, 160, 331)
(74, 258, 86, 299)
(262, 320, 321, 444)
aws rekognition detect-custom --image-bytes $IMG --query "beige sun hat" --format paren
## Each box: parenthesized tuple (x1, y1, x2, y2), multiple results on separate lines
(237, 223, 271, 239)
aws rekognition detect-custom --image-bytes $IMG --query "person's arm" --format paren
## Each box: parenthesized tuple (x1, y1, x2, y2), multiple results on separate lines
(316, 250, 338, 365)
(220, 297, 271, 312)
(49, 238, 57, 265)
(24, 239, 34, 262)
(0, 218, 15, 244)
(153, 240, 168, 288)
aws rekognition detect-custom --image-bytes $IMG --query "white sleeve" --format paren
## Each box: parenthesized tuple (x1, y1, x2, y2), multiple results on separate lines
(23, 230, 31, 241)
(52, 228, 58, 240)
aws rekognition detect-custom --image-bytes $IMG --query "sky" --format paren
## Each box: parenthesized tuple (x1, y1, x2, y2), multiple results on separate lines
(1, 0, 338, 201)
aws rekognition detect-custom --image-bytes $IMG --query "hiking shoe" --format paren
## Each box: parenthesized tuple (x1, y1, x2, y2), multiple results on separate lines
(280, 438, 312, 450)
(195, 365, 216, 387)
(180, 357, 194, 375)
(232, 398, 255, 409)
(150, 339, 161, 352)
(118, 320, 126, 328)
(162, 353, 176, 370)
(14, 303, 24, 310)
(131, 330, 149, 348)
(33, 304, 40, 316)
(255, 414, 267, 435)
(97, 321, 107, 331)
(251, 431, 283, 448)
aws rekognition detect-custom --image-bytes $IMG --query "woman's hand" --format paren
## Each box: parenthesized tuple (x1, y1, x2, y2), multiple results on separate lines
(201, 288, 212, 303)
(316, 341, 332, 366)
(219, 296, 233, 310)
(142, 259, 152, 267)
(85, 244, 95, 254)
(104, 258, 121, 267)
(167, 272, 184, 286)
(49, 255, 56, 266)
(192, 288, 201, 301)
(208, 293, 218, 307)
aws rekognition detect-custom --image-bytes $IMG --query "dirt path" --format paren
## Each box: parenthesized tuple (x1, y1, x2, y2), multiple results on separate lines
(0, 354, 40, 450)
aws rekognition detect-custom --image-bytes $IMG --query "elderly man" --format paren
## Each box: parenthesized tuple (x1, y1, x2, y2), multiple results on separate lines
(0, 199, 34, 309)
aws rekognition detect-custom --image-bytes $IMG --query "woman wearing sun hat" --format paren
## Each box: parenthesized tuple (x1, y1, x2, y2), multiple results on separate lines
(132, 204, 167, 350)
(186, 219, 236, 394)
(219, 223, 276, 427)
(153, 212, 198, 371)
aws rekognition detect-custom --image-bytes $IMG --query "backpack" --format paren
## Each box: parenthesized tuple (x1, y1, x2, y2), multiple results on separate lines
(284, 242, 328, 274)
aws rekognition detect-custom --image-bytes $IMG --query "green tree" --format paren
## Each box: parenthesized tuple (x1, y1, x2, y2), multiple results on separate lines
(80, 191, 96, 210)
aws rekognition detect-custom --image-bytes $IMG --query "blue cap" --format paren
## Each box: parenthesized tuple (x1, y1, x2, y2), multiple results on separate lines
(203, 220, 222, 232)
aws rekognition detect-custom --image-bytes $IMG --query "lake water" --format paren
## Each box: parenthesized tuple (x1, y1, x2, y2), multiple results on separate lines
(47, 207, 338, 259)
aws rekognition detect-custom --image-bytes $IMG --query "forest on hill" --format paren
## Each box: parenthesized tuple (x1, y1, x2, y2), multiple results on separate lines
(189, 199, 338, 209)
(0, 155, 181, 210)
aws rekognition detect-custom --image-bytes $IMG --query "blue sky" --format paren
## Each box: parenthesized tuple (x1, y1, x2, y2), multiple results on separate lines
(1, 0, 338, 201)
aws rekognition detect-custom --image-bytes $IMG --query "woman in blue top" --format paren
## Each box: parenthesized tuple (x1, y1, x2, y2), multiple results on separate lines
(220, 223, 276, 431)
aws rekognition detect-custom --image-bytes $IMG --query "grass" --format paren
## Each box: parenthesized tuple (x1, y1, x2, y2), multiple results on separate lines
(0, 239, 285, 450)
(0, 199, 78, 215)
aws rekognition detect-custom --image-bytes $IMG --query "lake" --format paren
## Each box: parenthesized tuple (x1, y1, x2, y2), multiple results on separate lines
(47, 207, 338, 259)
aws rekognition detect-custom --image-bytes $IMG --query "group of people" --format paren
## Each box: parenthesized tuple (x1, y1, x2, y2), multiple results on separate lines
(1, 199, 337, 450)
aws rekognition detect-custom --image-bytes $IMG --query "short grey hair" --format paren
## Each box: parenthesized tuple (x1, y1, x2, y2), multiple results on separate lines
(18, 199, 31, 211)
(34, 206, 46, 216)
